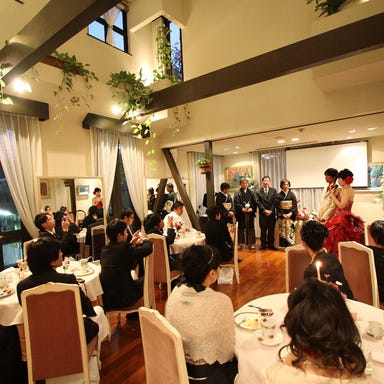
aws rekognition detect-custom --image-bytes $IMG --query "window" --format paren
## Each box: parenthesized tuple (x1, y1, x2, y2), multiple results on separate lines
(163, 18, 183, 81)
(0, 163, 29, 270)
(88, 7, 128, 52)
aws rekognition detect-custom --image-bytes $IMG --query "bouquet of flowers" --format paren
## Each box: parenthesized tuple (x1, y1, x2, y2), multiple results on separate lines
(296, 200, 317, 222)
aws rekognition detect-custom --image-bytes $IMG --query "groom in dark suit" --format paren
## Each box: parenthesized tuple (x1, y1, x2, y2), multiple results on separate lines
(255, 176, 278, 250)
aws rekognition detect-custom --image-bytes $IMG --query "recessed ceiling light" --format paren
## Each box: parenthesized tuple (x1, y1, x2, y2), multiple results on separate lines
(291, 138, 299, 142)
(233, 151, 238, 154)
(235, 146, 240, 149)
(223, 148, 229, 151)
(367, 127, 376, 131)
(346, 136, 352, 139)
(277, 139, 285, 144)
(348, 129, 356, 133)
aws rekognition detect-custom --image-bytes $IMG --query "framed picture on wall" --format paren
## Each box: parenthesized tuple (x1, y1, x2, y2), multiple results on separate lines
(40, 180, 49, 199)
(368, 163, 384, 189)
(77, 185, 90, 196)
(225, 165, 253, 190)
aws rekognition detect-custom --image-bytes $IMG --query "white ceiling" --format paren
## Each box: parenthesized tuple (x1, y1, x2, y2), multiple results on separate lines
(174, 112, 384, 156)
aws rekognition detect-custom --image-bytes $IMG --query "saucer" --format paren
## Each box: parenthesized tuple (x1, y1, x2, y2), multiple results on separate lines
(256, 329, 283, 346)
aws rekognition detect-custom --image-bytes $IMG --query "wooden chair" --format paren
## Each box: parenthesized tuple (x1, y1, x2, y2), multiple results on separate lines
(23, 239, 36, 260)
(91, 225, 105, 260)
(338, 241, 380, 307)
(220, 222, 240, 284)
(21, 282, 98, 384)
(285, 244, 311, 293)
(139, 307, 189, 384)
(147, 233, 181, 297)
(105, 251, 155, 336)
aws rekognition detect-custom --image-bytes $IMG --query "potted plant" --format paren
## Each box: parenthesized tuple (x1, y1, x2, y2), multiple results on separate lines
(306, 0, 348, 17)
(51, 51, 99, 120)
(196, 158, 213, 174)
(107, 69, 152, 121)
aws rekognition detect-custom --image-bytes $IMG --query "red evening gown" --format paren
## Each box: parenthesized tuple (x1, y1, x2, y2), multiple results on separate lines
(324, 200, 364, 258)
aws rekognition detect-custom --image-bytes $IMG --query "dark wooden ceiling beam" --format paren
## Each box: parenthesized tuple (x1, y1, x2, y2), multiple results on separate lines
(0, 94, 49, 120)
(148, 13, 384, 114)
(0, 0, 121, 84)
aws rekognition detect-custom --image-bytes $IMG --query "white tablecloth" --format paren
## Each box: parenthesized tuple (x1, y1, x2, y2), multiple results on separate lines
(235, 293, 384, 384)
(0, 261, 103, 326)
(169, 232, 206, 254)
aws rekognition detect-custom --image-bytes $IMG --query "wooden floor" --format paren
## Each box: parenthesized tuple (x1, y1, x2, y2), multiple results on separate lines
(99, 248, 286, 384)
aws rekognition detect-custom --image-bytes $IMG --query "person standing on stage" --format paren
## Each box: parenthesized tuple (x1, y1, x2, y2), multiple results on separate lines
(317, 168, 338, 223)
(234, 178, 257, 249)
(255, 176, 278, 250)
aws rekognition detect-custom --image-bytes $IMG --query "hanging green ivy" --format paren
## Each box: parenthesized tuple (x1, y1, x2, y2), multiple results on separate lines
(306, 0, 348, 17)
(0, 66, 13, 106)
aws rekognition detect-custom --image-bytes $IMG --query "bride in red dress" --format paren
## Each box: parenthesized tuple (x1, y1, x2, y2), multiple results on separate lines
(324, 169, 364, 257)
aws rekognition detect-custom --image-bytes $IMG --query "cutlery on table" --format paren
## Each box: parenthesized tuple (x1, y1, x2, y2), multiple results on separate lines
(248, 304, 274, 316)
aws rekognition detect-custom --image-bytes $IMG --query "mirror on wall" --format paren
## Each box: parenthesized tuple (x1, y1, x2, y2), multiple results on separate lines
(37, 177, 104, 215)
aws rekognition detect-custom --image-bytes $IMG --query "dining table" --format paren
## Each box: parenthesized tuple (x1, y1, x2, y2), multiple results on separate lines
(234, 293, 384, 384)
(0, 263, 109, 383)
(0, 260, 104, 326)
(169, 229, 206, 255)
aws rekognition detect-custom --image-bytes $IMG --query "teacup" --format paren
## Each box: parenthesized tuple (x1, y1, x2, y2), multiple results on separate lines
(80, 259, 88, 271)
(366, 321, 384, 339)
(261, 317, 277, 340)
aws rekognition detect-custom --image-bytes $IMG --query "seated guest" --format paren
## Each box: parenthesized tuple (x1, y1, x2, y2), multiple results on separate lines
(44, 205, 53, 216)
(144, 213, 177, 269)
(82, 205, 98, 229)
(0, 325, 27, 383)
(301, 220, 354, 299)
(35, 212, 69, 239)
(85, 208, 104, 249)
(204, 206, 233, 261)
(100, 219, 153, 310)
(267, 278, 378, 383)
(120, 208, 137, 243)
(367, 220, 384, 302)
(54, 207, 81, 255)
(163, 201, 185, 232)
(17, 237, 99, 344)
(166, 245, 238, 383)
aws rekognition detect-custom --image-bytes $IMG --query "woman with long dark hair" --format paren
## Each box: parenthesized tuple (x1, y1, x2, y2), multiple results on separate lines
(267, 279, 377, 383)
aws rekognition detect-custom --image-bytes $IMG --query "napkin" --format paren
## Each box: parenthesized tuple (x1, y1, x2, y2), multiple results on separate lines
(0, 266, 15, 274)
(371, 351, 384, 364)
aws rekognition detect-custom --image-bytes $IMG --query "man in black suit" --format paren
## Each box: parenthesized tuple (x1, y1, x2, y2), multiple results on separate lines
(100, 219, 153, 310)
(234, 178, 257, 249)
(17, 237, 99, 344)
(255, 176, 278, 250)
(215, 182, 235, 224)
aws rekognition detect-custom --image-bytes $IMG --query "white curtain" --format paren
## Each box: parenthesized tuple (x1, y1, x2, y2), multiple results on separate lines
(104, 7, 120, 46)
(90, 127, 119, 212)
(294, 188, 323, 212)
(258, 149, 286, 191)
(0, 113, 42, 237)
(119, 134, 146, 222)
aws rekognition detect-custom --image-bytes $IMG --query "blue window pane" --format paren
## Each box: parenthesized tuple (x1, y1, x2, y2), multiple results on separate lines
(2, 241, 23, 268)
(88, 21, 105, 42)
(0, 180, 21, 233)
(113, 32, 124, 51)
(115, 11, 123, 29)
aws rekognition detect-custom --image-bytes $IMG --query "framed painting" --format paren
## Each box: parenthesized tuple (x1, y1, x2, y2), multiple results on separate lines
(368, 163, 384, 189)
(225, 165, 253, 190)
(40, 180, 49, 199)
(77, 185, 90, 196)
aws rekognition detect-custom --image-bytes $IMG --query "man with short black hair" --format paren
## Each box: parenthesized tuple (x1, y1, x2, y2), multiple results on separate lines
(215, 182, 235, 223)
(317, 168, 338, 223)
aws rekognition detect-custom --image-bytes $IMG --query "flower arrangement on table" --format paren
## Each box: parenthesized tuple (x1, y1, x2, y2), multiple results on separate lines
(296, 207, 317, 222)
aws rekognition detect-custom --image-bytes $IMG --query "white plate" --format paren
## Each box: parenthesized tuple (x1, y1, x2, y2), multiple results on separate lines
(256, 329, 283, 346)
(73, 267, 94, 277)
(235, 312, 262, 330)
(0, 288, 15, 299)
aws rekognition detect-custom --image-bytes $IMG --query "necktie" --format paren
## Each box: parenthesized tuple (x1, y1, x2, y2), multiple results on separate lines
(264, 188, 268, 195)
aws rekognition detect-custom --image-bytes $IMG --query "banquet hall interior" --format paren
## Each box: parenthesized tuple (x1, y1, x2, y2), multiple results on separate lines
(0, 0, 384, 383)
